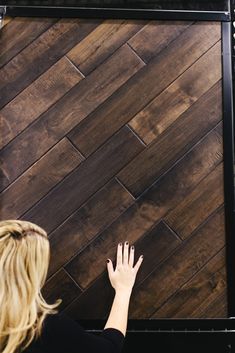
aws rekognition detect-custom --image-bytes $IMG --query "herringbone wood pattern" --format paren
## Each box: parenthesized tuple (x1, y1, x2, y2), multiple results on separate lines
(0, 17, 227, 319)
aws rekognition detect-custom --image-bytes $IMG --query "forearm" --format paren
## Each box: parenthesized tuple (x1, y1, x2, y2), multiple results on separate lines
(104, 289, 132, 336)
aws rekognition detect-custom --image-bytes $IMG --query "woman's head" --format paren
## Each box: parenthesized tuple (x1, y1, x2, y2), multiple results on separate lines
(0, 219, 62, 353)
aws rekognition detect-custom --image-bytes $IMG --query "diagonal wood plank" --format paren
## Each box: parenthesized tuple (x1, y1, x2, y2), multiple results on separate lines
(197, 290, 227, 318)
(127, 20, 193, 63)
(0, 138, 83, 219)
(153, 247, 226, 318)
(65, 220, 181, 289)
(47, 178, 135, 278)
(63, 272, 114, 319)
(128, 41, 221, 144)
(41, 268, 82, 312)
(68, 21, 221, 157)
(117, 81, 222, 197)
(22, 125, 145, 233)
(0, 56, 84, 150)
(0, 43, 145, 191)
(164, 162, 224, 239)
(0, 18, 103, 108)
(129, 206, 225, 318)
(67, 18, 147, 75)
(64, 124, 222, 291)
(0, 17, 225, 319)
(0, 17, 58, 68)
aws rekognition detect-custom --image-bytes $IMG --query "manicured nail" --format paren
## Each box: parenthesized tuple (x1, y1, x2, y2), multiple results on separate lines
(131, 245, 134, 250)
(141, 255, 144, 259)
(107, 259, 110, 263)
(125, 241, 129, 245)
(119, 242, 122, 246)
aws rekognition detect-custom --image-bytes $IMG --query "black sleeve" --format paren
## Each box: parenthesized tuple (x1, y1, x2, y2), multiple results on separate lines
(36, 312, 125, 353)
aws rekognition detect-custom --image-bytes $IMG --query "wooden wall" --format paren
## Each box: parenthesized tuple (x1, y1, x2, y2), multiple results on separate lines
(0, 16, 227, 319)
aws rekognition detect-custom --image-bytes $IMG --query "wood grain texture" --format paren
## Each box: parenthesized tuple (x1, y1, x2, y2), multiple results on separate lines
(154, 247, 227, 317)
(128, 20, 193, 63)
(0, 56, 84, 150)
(0, 17, 58, 68)
(67, 18, 147, 75)
(41, 268, 82, 312)
(0, 18, 103, 108)
(164, 162, 224, 239)
(129, 206, 225, 318)
(128, 41, 222, 144)
(0, 138, 84, 219)
(117, 81, 222, 197)
(0, 18, 227, 319)
(22, 125, 145, 233)
(0, 43, 145, 191)
(68, 21, 221, 157)
(47, 178, 135, 278)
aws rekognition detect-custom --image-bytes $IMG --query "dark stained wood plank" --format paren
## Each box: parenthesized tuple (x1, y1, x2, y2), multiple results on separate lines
(128, 20, 193, 63)
(128, 206, 225, 318)
(0, 18, 103, 108)
(65, 220, 181, 289)
(198, 290, 227, 318)
(67, 21, 221, 157)
(62, 272, 114, 319)
(129, 41, 222, 144)
(0, 17, 58, 68)
(131, 221, 182, 284)
(64, 124, 222, 290)
(47, 178, 135, 278)
(67, 18, 147, 75)
(62, 123, 223, 317)
(0, 17, 226, 320)
(22, 125, 145, 233)
(41, 268, 82, 312)
(164, 162, 224, 239)
(153, 247, 226, 318)
(0, 138, 83, 218)
(0, 56, 84, 150)
(0, 43, 145, 191)
(117, 81, 222, 197)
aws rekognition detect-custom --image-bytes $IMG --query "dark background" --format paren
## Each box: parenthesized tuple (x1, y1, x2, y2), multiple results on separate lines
(0, 1, 230, 11)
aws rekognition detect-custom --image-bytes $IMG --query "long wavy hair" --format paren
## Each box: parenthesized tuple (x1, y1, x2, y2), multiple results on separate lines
(0, 219, 62, 353)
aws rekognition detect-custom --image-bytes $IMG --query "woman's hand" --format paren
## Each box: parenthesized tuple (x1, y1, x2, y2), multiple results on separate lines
(107, 241, 143, 294)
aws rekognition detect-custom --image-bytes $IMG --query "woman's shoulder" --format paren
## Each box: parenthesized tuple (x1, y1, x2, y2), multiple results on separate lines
(25, 312, 85, 352)
(42, 312, 85, 333)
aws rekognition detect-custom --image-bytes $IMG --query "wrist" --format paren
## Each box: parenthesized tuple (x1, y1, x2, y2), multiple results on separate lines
(114, 287, 132, 298)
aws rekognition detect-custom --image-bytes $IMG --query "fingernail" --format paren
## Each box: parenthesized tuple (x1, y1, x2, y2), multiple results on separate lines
(125, 241, 129, 245)
(119, 242, 122, 246)
(141, 255, 144, 259)
(131, 245, 134, 250)
(107, 259, 110, 263)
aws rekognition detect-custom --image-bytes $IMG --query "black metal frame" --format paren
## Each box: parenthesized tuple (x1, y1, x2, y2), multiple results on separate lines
(0, 5, 231, 21)
(1, 0, 235, 346)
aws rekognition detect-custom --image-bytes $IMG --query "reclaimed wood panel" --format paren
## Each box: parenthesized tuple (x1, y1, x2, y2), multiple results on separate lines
(128, 41, 222, 144)
(67, 18, 147, 75)
(0, 43, 145, 191)
(154, 247, 226, 318)
(0, 56, 84, 150)
(63, 122, 224, 320)
(68, 21, 220, 157)
(0, 17, 58, 69)
(0, 18, 103, 108)
(0, 18, 227, 320)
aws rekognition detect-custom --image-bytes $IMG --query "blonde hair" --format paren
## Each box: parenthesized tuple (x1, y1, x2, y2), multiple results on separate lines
(0, 219, 62, 353)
